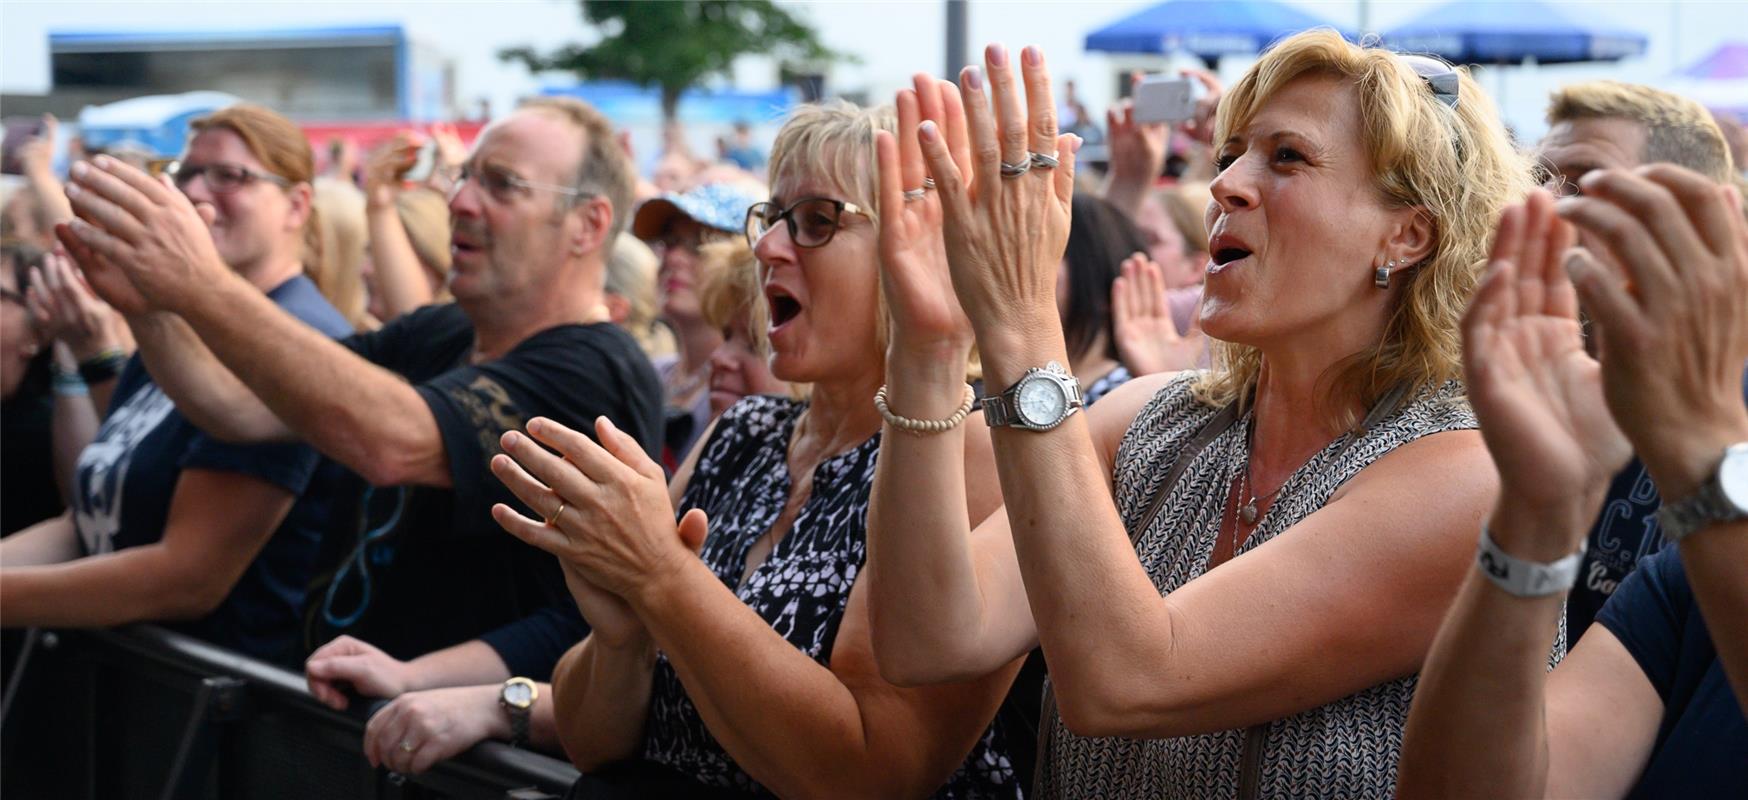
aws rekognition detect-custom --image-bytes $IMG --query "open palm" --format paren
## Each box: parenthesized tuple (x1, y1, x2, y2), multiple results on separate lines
(877, 76, 971, 354)
(1464, 191, 1630, 509)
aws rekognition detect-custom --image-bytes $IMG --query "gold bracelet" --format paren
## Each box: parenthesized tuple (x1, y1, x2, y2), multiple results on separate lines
(873, 383, 976, 436)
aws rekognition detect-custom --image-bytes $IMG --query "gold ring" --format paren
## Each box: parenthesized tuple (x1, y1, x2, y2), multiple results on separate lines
(544, 500, 567, 527)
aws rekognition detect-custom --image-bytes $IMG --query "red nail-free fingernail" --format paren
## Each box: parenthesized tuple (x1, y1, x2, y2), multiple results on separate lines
(988, 45, 1007, 68)
(1024, 46, 1040, 67)
(965, 67, 984, 91)
(920, 121, 938, 141)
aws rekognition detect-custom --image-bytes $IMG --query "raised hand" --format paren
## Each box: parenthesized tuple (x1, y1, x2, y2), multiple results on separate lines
(876, 74, 972, 361)
(919, 44, 1078, 370)
(25, 248, 129, 361)
(60, 156, 230, 314)
(426, 123, 468, 194)
(364, 133, 423, 210)
(1558, 165, 1748, 499)
(1175, 68, 1224, 147)
(490, 416, 708, 643)
(1104, 77, 1168, 199)
(1111, 251, 1203, 376)
(1463, 190, 1629, 547)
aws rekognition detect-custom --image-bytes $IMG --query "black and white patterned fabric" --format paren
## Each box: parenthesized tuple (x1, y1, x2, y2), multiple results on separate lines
(1035, 373, 1565, 798)
(1082, 364, 1133, 408)
(641, 394, 1024, 799)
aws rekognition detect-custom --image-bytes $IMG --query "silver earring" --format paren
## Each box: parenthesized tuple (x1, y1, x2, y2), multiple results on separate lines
(1374, 259, 1395, 289)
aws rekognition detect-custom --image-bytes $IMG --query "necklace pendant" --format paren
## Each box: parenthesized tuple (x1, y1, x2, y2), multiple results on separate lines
(1239, 502, 1259, 525)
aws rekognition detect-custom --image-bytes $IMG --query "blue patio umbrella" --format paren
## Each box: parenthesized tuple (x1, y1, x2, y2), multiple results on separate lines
(1382, 0, 1646, 65)
(1085, 0, 1353, 65)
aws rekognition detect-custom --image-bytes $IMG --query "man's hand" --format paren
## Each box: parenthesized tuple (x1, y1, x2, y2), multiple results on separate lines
(61, 155, 231, 315)
(305, 635, 414, 710)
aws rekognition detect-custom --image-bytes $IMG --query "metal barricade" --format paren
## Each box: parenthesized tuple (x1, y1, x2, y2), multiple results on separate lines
(0, 625, 579, 799)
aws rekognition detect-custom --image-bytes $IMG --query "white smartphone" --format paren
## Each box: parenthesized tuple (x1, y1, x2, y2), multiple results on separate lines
(1133, 75, 1196, 125)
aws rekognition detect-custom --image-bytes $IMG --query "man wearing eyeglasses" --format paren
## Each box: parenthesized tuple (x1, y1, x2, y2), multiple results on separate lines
(58, 96, 663, 769)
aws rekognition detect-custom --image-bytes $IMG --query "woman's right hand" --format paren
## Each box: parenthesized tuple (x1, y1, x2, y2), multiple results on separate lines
(919, 44, 1077, 368)
(1463, 190, 1630, 553)
(876, 74, 972, 363)
(363, 133, 422, 210)
(25, 249, 126, 361)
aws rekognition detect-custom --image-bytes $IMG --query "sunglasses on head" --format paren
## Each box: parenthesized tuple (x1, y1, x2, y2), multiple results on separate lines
(1398, 53, 1460, 110)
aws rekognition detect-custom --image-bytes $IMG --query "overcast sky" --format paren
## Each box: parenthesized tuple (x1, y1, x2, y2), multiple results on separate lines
(2, 0, 1741, 143)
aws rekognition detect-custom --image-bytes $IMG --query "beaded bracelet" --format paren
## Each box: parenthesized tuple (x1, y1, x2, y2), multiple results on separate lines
(874, 383, 976, 436)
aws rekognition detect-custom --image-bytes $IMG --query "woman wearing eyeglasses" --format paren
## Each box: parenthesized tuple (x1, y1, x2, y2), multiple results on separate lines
(862, 32, 1544, 797)
(0, 104, 353, 666)
(488, 98, 1030, 798)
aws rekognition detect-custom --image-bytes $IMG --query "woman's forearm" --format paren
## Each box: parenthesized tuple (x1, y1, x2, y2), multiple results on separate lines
(0, 514, 81, 568)
(550, 635, 658, 771)
(866, 352, 999, 684)
(1397, 508, 1577, 798)
(366, 204, 436, 319)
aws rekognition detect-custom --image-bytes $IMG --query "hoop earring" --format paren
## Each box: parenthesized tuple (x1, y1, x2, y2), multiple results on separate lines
(1374, 259, 1396, 289)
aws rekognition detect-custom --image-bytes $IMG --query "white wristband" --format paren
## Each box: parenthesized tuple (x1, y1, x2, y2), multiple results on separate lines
(1475, 524, 1587, 598)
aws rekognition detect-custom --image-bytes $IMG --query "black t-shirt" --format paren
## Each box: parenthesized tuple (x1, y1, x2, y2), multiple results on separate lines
(72, 275, 352, 664)
(306, 303, 663, 677)
(2, 358, 62, 535)
(1595, 547, 1747, 798)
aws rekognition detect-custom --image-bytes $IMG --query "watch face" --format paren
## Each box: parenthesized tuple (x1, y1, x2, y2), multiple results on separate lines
(504, 681, 534, 708)
(1016, 376, 1069, 428)
(1721, 444, 1748, 512)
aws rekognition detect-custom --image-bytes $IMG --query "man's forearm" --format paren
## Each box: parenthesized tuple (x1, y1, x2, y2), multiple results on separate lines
(1397, 509, 1577, 798)
(1677, 520, 1748, 715)
(129, 311, 294, 443)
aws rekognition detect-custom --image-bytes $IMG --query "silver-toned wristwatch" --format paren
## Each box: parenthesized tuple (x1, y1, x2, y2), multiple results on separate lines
(982, 361, 1083, 431)
(1656, 442, 1748, 543)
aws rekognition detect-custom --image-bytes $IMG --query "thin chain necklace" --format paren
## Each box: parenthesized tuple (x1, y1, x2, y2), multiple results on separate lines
(1237, 413, 1282, 526)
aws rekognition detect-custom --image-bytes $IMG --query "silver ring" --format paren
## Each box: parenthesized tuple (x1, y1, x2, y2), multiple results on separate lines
(400, 740, 416, 753)
(903, 188, 926, 202)
(923, 177, 936, 190)
(1028, 151, 1059, 170)
(999, 157, 1031, 179)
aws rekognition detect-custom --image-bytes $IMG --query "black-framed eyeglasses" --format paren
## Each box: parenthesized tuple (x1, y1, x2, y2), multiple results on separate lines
(450, 162, 593, 205)
(0, 288, 25, 306)
(744, 197, 869, 249)
(1399, 53, 1460, 110)
(162, 160, 292, 194)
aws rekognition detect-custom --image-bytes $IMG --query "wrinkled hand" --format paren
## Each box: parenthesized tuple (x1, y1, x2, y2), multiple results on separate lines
(305, 635, 413, 710)
(1558, 165, 1748, 499)
(25, 248, 126, 361)
(877, 74, 973, 360)
(1112, 252, 1204, 376)
(363, 684, 501, 775)
(364, 133, 422, 210)
(60, 156, 229, 315)
(490, 417, 709, 618)
(1105, 82, 1167, 190)
(17, 115, 58, 179)
(1464, 190, 1629, 541)
(921, 44, 1077, 366)
(1175, 68, 1224, 146)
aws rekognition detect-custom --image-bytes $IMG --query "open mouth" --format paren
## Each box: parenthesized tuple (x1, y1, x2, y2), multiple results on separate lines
(1213, 246, 1252, 267)
(451, 237, 483, 257)
(767, 286, 803, 328)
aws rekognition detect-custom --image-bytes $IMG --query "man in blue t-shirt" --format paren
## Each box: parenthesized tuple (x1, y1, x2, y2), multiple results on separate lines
(1394, 166, 1748, 797)
(57, 97, 663, 771)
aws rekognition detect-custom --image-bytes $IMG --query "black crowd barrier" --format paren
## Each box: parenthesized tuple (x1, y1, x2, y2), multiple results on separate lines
(0, 625, 579, 799)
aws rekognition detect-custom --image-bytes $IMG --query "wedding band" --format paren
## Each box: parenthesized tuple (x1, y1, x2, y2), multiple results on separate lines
(400, 740, 416, 753)
(1028, 151, 1060, 170)
(903, 188, 926, 202)
(544, 500, 567, 527)
(999, 158, 1031, 179)
(923, 177, 937, 190)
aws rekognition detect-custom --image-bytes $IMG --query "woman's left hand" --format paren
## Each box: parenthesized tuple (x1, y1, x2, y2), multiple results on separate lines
(490, 416, 707, 603)
(364, 684, 500, 775)
(877, 75, 973, 361)
(920, 45, 1078, 366)
(1463, 190, 1630, 545)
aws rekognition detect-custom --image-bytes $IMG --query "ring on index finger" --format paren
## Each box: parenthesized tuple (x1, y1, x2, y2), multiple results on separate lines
(1028, 151, 1059, 170)
(999, 158, 1031, 179)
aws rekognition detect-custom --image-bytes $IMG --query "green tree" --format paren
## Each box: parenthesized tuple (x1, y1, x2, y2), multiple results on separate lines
(500, 0, 843, 122)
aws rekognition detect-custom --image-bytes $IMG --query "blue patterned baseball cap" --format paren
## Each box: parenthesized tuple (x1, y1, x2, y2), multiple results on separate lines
(632, 182, 766, 241)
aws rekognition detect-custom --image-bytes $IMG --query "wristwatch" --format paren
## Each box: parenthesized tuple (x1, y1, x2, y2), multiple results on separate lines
(1656, 442, 1748, 543)
(499, 677, 538, 747)
(982, 361, 1083, 431)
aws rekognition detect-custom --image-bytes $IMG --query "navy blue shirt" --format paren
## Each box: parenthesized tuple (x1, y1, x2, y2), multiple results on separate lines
(71, 275, 352, 665)
(1595, 547, 1747, 798)
(306, 304, 663, 679)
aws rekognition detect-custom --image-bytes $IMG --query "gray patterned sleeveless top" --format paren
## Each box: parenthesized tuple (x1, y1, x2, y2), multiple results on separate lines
(1036, 374, 1563, 798)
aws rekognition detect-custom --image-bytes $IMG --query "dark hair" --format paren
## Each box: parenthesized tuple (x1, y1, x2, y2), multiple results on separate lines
(1062, 193, 1148, 363)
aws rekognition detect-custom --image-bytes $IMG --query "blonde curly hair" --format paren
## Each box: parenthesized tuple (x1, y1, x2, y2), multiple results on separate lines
(1194, 29, 1534, 424)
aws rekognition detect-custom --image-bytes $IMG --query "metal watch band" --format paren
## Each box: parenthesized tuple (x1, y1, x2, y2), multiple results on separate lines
(1656, 442, 1748, 543)
(1475, 524, 1587, 598)
(979, 362, 1082, 430)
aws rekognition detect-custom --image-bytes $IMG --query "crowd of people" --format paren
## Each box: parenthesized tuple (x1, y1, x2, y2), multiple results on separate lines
(1, 26, 1745, 799)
